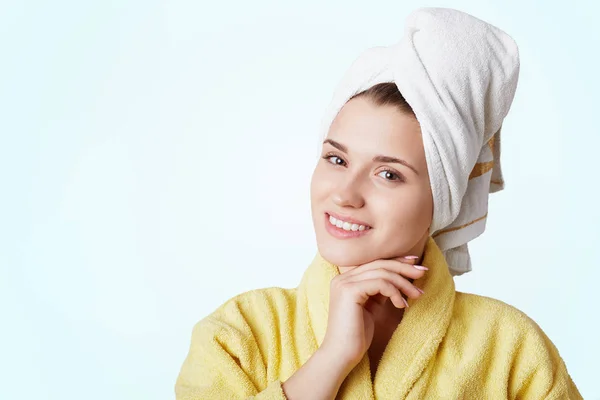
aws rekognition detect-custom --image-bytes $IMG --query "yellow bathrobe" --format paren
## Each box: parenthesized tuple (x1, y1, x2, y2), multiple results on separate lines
(175, 238, 582, 399)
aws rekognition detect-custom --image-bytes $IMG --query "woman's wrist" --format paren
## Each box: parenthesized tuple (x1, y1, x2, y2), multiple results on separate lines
(281, 347, 352, 400)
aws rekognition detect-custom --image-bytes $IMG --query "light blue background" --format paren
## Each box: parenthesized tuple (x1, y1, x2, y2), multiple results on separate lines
(1, 0, 598, 399)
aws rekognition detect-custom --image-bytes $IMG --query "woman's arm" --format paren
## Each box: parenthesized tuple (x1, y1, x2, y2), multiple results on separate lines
(174, 315, 288, 400)
(175, 311, 352, 400)
(281, 345, 352, 400)
(508, 322, 583, 399)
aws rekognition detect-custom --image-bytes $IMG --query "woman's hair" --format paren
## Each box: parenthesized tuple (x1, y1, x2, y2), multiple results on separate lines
(348, 82, 415, 117)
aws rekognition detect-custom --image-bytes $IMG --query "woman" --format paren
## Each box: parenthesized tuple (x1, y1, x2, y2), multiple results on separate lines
(175, 8, 582, 399)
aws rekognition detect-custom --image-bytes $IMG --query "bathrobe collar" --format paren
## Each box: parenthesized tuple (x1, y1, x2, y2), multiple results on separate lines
(297, 237, 456, 399)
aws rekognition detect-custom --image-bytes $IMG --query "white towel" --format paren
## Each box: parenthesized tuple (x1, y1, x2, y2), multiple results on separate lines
(319, 7, 520, 276)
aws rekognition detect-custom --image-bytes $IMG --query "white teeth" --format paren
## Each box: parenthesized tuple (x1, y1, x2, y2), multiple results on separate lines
(328, 215, 369, 232)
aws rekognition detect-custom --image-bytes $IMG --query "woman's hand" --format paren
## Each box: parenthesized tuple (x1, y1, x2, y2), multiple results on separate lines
(319, 256, 427, 371)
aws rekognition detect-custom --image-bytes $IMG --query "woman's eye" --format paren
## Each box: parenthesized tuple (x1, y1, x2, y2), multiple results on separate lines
(324, 155, 346, 166)
(323, 155, 404, 182)
(378, 170, 403, 182)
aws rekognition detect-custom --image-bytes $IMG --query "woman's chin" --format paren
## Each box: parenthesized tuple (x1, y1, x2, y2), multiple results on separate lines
(318, 245, 372, 268)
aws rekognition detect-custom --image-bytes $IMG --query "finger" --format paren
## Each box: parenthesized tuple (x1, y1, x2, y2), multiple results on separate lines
(342, 258, 426, 281)
(393, 255, 420, 265)
(346, 268, 423, 299)
(351, 278, 406, 308)
(369, 293, 388, 306)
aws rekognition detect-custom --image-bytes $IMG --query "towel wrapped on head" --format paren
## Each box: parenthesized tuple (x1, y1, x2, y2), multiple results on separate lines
(319, 7, 520, 276)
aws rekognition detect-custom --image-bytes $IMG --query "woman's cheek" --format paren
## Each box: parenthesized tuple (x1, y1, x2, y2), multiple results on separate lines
(398, 191, 431, 226)
(310, 167, 330, 199)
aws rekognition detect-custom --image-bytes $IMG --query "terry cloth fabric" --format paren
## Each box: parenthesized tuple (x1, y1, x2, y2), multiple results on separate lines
(174, 237, 582, 399)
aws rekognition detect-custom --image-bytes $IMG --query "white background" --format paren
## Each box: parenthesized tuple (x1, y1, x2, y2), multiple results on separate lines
(1, 0, 598, 399)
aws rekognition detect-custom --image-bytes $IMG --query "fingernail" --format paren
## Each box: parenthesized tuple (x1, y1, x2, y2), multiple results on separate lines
(404, 255, 419, 260)
(402, 297, 409, 308)
(416, 287, 425, 294)
(413, 265, 429, 270)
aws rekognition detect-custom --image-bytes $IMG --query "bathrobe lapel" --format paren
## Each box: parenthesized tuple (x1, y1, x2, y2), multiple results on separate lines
(297, 237, 456, 399)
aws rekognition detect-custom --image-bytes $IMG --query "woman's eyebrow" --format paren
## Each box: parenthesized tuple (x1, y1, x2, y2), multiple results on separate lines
(323, 139, 419, 175)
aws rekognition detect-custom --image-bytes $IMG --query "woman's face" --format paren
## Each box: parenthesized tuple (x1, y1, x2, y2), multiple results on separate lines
(310, 96, 433, 271)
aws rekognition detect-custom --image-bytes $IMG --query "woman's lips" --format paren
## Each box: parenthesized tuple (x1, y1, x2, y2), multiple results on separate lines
(324, 213, 372, 239)
(326, 210, 371, 227)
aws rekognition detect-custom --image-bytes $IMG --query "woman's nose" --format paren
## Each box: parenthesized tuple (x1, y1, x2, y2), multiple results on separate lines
(331, 179, 365, 208)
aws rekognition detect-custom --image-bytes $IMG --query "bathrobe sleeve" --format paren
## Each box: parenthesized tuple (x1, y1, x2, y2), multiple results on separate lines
(175, 302, 288, 400)
(508, 320, 583, 400)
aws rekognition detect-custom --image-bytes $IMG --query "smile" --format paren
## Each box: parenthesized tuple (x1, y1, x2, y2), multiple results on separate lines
(328, 214, 370, 231)
(324, 212, 372, 239)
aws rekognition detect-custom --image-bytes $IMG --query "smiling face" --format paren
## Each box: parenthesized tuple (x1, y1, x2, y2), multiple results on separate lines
(310, 95, 433, 271)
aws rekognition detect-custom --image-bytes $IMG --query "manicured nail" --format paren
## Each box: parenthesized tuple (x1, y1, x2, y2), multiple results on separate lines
(416, 287, 425, 294)
(402, 297, 409, 308)
(413, 265, 429, 270)
(404, 255, 419, 260)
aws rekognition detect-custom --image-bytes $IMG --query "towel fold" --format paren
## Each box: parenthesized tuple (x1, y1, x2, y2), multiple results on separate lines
(319, 7, 520, 275)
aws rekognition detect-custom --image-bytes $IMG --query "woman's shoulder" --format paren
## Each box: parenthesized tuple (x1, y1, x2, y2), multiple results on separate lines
(452, 291, 562, 357)
(450, 291, 581, 398)
(453, 290, 545, 333)
(194, 286, 297, 337)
